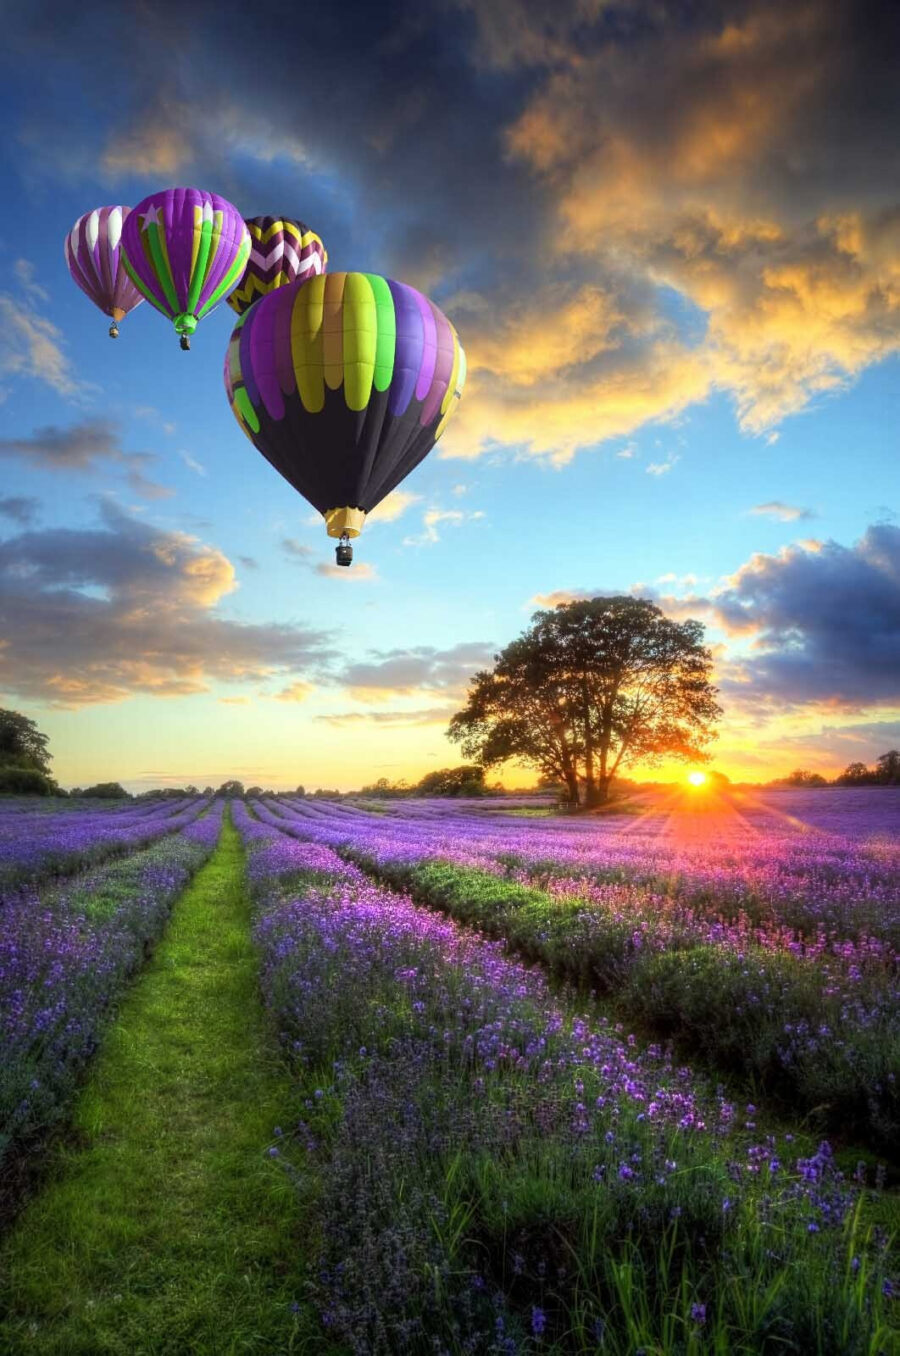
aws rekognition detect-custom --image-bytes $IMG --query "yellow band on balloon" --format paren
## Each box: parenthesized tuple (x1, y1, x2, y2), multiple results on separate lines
(324, 506, 366, 539)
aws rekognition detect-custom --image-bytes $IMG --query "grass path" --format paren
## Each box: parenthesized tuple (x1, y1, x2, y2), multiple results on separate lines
(0, 809, 322, 1355)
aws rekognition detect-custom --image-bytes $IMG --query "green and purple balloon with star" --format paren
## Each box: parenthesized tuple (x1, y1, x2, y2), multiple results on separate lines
(121, 187, 250, 349)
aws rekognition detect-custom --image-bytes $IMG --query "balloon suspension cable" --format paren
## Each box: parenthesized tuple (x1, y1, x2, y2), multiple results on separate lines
(180, 335, 191, 352)
(335, 533, 353, 568)
(108, 320, 119, 339)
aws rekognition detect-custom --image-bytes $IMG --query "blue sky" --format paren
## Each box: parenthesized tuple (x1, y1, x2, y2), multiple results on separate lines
(1, 0, 898, 790)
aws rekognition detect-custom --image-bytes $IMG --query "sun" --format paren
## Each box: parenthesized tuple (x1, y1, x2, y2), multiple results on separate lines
(687, 770, 708, 788)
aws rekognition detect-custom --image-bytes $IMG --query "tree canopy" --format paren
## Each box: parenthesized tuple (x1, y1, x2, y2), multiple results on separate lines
(0, 709, 52, 775)
(448, 597, 721, 806)
(835, 752, 900, 786)
(79, 782, 129, 799)
(415, 765, 487, 797)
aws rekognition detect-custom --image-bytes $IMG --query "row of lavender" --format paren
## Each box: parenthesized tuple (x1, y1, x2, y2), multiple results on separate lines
(254, 796, 900, 1153)
(0, 795, 210, 888)
(276, 790, 900, 951)
(0, 801, 224, 1210)
(234, 801, 897, 1354)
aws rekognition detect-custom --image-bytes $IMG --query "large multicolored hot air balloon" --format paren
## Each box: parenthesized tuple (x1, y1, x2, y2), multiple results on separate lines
(121, 188, 250, 349)
(224, 272, 465, 566)
(227, 216, 327, 317)
(64, 207, 144, 338)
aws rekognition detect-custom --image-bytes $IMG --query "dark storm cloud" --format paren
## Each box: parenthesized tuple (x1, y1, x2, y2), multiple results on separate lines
(6, 0, 900, 457)
(0, 496, 39, 526)
(713, 526, 900, 710)
(0, 420, 173, 500)
(531, 526, 900, 713)
(0, 502, 334, 706)
(5, 0, 539, 292)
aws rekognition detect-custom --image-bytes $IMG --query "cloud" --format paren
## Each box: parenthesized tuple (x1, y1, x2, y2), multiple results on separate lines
(535, 530, 900, 715)
(178, 450, 207, 477)
(14, 259, 49, 304)
(646, 455, 679, 476)
(9, 0, 900, 465)
(750, 501, 814, 522)
(498, 2, 900, 440)
(283, 537, 378, 578)
(315, 707, 457, 728)
(101, 104, 191, 176)
(238, 555, 259, 570)
(0, 496, 39, 526)
(274, 681, 314, 703)
(339, 640, 496, 702)
(365, 490, 421, 524)
(403, 507, 485, 546)
(0, 503, 333, 706)
(709, 525, 900, 710)
(0, 419, 173, 500)
(314, 561, 378, 580)
(282, 537, 316, 561)
(0, 295, 86, 401)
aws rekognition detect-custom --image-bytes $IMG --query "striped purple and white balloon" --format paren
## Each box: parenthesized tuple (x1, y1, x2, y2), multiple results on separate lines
(65, 206, 145, 337)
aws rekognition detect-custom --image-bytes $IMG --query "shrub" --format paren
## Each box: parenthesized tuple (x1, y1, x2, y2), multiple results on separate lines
(0, 767, 54, 795)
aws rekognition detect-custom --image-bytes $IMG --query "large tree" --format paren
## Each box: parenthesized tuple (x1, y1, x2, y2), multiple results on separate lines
(0, 708, 52, 774)
(448, 597, 721, 806)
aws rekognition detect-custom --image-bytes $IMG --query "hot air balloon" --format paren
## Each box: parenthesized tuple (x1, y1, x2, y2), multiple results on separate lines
(65, 207, 144, 338)
(224, 272, 465, 567)
(121, 188, 250, 349)
(227, 216, 327, 317)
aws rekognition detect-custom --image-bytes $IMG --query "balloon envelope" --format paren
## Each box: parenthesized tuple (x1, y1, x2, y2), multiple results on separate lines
(65, 207, 144, 331)
(227, 216, 326, 316)
(121, 188, 250, 341)
(224, 272, 465, 536)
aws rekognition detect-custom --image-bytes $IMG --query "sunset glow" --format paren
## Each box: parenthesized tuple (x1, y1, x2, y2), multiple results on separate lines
(687, 771, 708, 788)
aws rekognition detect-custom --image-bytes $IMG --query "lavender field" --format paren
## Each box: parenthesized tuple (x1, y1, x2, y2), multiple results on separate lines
(1, 789, 898, 1353)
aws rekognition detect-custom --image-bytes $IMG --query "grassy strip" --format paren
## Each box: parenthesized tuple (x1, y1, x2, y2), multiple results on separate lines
(0, 808, 324, 1355)
(344, 854, 900, 1158)
(1, 810, 223, 1224)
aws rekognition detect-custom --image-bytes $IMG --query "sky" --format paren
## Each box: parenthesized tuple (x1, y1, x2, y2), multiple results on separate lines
(0, 0, 898, 792)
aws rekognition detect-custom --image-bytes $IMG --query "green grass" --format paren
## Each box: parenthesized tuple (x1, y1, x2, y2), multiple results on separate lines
(0, 809, 328, 1355)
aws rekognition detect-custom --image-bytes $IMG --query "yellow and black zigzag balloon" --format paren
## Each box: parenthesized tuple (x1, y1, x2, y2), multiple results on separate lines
(227, 216, 327, 316)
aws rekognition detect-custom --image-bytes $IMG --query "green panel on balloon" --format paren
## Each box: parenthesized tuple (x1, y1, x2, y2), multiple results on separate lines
(366, 273, 396, 393)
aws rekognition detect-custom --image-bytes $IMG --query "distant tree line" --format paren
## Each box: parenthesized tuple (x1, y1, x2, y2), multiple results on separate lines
(770, 752, 900, 788)
(358, 766, 495, 799)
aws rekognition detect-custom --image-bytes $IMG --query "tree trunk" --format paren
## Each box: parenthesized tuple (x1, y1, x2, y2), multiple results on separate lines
(582, 677, 597, 806)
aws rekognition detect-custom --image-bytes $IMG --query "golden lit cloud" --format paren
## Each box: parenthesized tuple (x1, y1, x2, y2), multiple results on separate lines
(433, 1, 900, 457)
(0, 504, 332, 707)
(366, 490, 421, 524)
(274, 681, 314, 703)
